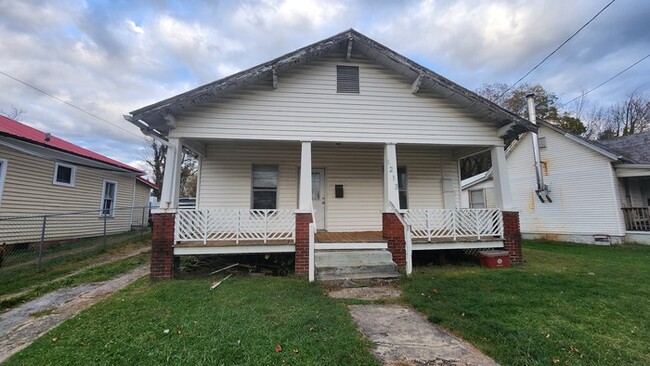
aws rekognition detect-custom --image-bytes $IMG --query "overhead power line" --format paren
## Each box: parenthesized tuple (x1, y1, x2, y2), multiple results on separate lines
(560, 53, 650, 108)
(498, 0, 616, 100)
(0, 70, 145, 140)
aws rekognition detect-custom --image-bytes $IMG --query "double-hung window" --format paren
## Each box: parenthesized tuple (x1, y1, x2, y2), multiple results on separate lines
(100, 180, 117, 217)
(0, 159, 7, 207)
(53, 162, 76, 187)
(469, 189, 486, 208)
(252, 165, 278, 210)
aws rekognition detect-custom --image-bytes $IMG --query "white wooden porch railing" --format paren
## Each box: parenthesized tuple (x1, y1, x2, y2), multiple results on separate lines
(622, 207, 650, 231)
(404, 208, 503, 241)
(175, 209, 295, 244)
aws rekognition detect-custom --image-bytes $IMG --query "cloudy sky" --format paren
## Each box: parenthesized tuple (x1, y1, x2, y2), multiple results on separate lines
(1, 0, 648, 173)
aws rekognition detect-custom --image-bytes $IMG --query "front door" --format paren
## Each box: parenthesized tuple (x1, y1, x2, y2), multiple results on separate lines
(312, 169, 326, 230)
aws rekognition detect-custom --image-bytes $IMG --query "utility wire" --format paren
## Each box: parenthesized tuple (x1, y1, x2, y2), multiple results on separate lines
(0, 70, 145, 140)
(560, 53, 650, 108)
(497, 0, 616, 100)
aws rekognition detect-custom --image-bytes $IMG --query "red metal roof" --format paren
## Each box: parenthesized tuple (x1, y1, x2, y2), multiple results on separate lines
(0, 115, 143, 173)
(136, 176, 158, 189)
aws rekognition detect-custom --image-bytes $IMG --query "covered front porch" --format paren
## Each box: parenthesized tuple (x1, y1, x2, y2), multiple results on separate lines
(151, 137, 521, 281)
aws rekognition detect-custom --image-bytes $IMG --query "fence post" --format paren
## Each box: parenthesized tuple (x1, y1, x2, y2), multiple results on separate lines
(37, 215, 47, 270)
(103, 214, 107, 250)
(141, 206, 146, 236)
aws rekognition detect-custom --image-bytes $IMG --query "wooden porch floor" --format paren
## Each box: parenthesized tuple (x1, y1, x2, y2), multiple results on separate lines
(315, 231, 384, 243)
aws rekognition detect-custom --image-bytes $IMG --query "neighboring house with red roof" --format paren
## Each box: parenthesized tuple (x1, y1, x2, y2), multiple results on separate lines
(0, 115, 157, 244)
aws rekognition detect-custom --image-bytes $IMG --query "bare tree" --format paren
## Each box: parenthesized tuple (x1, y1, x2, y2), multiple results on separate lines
(143, 138, 198, 199)
(0, 105, 26, 120)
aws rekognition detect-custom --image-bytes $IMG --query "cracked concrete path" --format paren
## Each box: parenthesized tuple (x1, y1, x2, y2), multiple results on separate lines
(0, 265, 148, 363)
(349, 304, 499, 366)
(329, 286, 497, 366)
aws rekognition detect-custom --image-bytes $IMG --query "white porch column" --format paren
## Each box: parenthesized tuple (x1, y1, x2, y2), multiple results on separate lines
(384, 143, 400, 211)
(159, 137, 183, 210)
(298, 141, 312, 212)
(491, 146, 514, 210)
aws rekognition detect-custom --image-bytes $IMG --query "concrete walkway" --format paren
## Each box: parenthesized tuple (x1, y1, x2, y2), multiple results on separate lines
(329, 287, 499, 366)
(0, 265, 148, 363)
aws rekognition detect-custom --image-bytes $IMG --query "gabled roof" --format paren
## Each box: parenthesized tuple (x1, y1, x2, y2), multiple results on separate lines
(462, 120, 645, 187)
(598, 131, 650, 164)
(136, 176, 158, 189)
(125, 29, 536, 139)
(0, 115, 143, 174)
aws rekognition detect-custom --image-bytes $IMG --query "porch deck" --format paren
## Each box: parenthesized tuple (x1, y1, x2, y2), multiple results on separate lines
(315, 231, 384, 243)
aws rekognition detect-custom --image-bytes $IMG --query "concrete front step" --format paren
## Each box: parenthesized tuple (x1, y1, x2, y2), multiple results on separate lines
(315, 249, 400, 281)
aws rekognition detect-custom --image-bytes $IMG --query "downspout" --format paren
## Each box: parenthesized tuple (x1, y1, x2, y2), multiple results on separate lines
(526, 93, 552, 203)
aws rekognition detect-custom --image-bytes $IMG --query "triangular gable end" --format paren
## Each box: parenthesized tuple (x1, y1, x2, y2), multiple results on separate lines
(125, 29, 535, 140)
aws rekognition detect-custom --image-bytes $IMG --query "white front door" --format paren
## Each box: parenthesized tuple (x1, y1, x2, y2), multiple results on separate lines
(312, 169, 326, 230)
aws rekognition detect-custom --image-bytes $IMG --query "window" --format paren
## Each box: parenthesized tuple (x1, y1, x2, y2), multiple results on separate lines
(0, 159, 7, 207)
(53, 162, 76, 187)
(252, 165, 278, 209)
(398, 167, 408, 209)
(100, 180, 117, 217)
(469, 189, 486, 208)
(337, 65, 359, 93)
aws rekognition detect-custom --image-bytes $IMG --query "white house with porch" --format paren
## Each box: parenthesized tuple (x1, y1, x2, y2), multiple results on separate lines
(461, 121, 650, 245)
(124, 29, 535, 281)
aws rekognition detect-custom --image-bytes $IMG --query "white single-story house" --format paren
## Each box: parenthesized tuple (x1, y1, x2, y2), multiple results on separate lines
(461, 120, 650, 245)
(124, 29, 537, 281)
(0, 115, 157, 245)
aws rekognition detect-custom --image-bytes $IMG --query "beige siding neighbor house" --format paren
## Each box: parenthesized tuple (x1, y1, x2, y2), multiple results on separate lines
(461, 121, 650, 245)
(0, 115, 157, 245)
(125, 29, 537, 281)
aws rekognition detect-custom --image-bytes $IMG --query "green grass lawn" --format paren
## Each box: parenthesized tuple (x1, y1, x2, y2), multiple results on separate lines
(403, 241, 650, 365)
(1, 253, 148, 310)
(5, 276, 379, 366)
(0, 232, 150, 298)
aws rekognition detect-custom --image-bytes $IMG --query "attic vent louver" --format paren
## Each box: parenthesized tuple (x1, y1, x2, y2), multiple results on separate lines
(337, 65, 359, 93)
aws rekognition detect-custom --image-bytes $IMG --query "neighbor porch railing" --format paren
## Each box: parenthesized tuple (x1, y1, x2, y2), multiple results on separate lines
(174, 209, 296, 244)
(404, 208, 503, 241)
(622, 207, 650, 231)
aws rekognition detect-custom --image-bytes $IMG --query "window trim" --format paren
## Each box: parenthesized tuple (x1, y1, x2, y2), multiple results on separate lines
(100, 179, 118, 217)
(0, 158, 7, 207)
(251, 164, 279, 210)
(469, 188, 486, 209)
(53, 162, 76, 187)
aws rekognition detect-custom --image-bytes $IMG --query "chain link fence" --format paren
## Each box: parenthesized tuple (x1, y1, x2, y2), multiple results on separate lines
(0, 206, 151, 282)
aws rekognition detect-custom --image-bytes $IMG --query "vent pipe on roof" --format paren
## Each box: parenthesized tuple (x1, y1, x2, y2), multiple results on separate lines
(44, 132, 51, 141)
(526, 93, 552, 203)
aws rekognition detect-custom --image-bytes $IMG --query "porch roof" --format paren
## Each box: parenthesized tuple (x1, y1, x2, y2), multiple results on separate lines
(125, 29, 536, 141)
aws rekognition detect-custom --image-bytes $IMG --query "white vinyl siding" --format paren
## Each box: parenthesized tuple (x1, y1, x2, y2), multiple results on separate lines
(508, 126, 624, 237)
(198, 141, 460, 232)
(0, 145, 139, 244)
(170, 50, 502, 146)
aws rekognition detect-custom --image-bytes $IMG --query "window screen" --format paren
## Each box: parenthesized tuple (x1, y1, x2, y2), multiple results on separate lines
(469, 189, 485, 209)
(337, 65, 359, 93)
(101, 181, 117, 216)
(252, 165, 278, 209)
